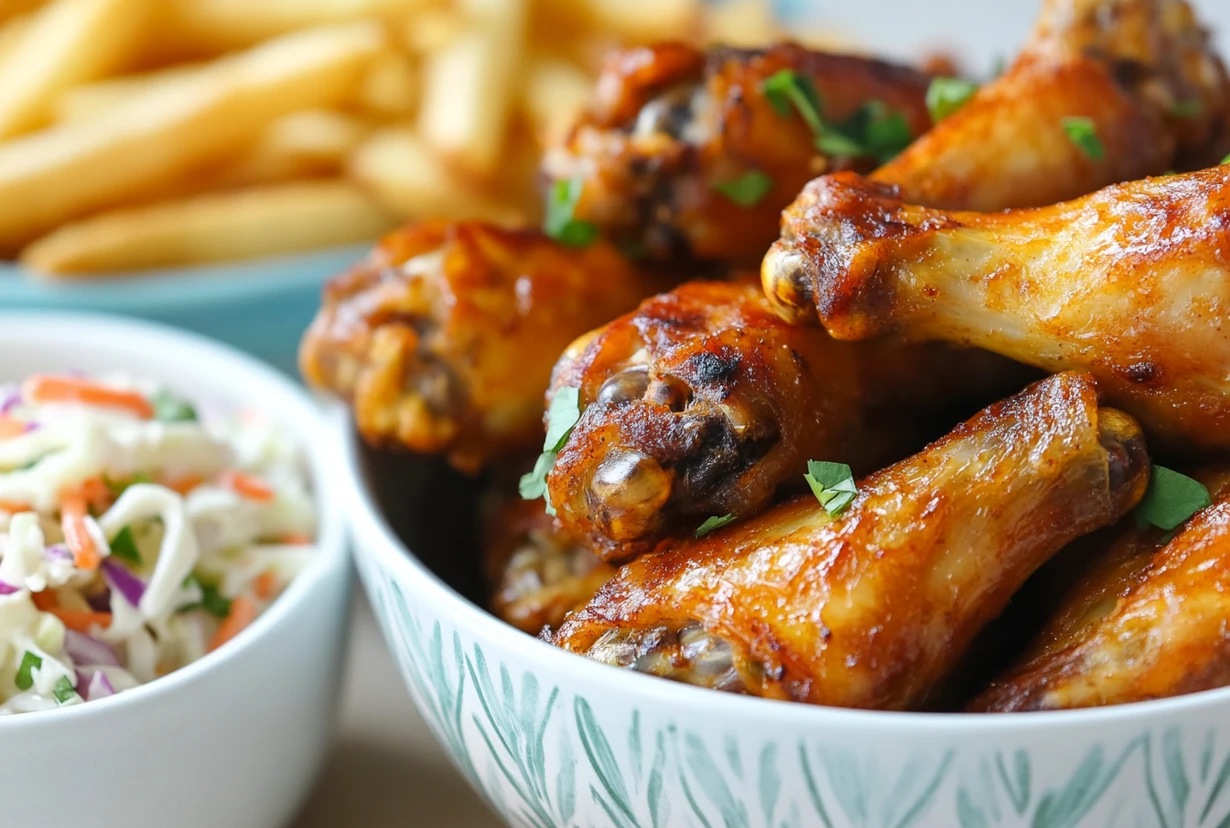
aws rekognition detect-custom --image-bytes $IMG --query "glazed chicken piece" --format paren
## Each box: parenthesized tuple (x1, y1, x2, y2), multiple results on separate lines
(482, 495, 614, 635)
(540, 42, 933, 265)
(762, 166, 1230, 453)
(872, 0, 1230, 211)
(300, 220, 664, 472)
(544, 279, 1031, 562)
(551, 373, 1150, 708)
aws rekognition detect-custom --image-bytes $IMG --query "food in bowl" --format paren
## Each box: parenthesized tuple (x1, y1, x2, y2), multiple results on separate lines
(0, 373, 315, 714)
(310, 0, 1230, 718)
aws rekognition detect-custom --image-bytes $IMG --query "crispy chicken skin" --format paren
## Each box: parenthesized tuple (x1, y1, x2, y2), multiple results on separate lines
(762, 166, 1230, 452)
(873, 0, 1230, 211)
(300, 220, 662, 472)
(482, 496, 614, 635)
(540, 42, 933, 264)
(972, 488, 1230, 712)
(544, 279, 1029, 562)
(551, 373, 1151, 708)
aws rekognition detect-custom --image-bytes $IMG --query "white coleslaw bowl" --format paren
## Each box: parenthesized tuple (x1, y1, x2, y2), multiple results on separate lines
(0, 312, 351, 828)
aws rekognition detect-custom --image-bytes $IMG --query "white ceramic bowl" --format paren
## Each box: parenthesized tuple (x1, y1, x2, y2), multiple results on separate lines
(338, 416, 1230, 828)
(0, 313, 351, 828)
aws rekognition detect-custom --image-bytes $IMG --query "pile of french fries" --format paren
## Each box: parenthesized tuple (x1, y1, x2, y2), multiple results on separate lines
(0, 0, 826, 277)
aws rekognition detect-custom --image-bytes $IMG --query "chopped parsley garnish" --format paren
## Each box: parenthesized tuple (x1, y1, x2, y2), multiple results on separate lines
(761, 70, 911, 162)
(519, 387, 582, 516)
(150, 390, 197, 422)
(926, 77, 979, 123)
(804, 460, 857, 517)
(695, 514, 736, 538)
(1062, 117, 1105, 162)
(108, 526, 142, 566)
(1221, 153, 1230, 165)
(15, 650, 41, 691)
(181, 576, 232, 619)
(52, 675, 77, 704)
(1135, 466, 1211, 531)
(712, 170, 774, 207)
(1171, 100, 1201, 118)
(544, 178, 598, 248)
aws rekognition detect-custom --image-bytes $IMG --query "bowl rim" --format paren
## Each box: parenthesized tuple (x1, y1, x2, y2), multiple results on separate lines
(0, 310, 348, 730)
(337, 406, 1230, 734)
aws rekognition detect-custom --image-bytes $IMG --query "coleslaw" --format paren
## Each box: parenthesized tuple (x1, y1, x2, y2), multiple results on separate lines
(0, 373, 316, 715)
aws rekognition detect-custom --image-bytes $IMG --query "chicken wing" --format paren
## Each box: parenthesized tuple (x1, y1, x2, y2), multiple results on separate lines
(972, 487, 1230, 712)
(543, 279, 1031, 562)
(540, 42, 933, 265)
(872, 0, 1230, 211)
(762, 165, 1230, 453)
(551, 373, 1150, 708)
(300, 220, 665, 472)
(482, 495, 614, 635)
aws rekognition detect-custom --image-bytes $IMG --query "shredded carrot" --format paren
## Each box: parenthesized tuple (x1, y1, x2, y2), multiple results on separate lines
(60, 492, 101, 570)
(0, 416, 24, 439)
(253, 570, 276, 600)
(160, 474, 203, 496)
(74, 477, 112, 513)
(0, 499, 32, 513)
(219, 470, 275, 502)
(49, 608, 113, 633)
(278, 533, 311, 545)
(30, 590, 57, 612)
(209, 596, 257, 652)
(23, 375, 154, 419)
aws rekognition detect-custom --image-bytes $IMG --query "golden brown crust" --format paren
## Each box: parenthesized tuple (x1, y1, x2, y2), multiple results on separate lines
(552, 373, 1150, 709)
(543, 279, 1030, 561)
(541, 41, 933, 264)
(482, 496, 615, 635)
(873, 0, 1230, 211)
(299, 220, 663, 471)
(762, 165, 1230, 453)
(972, 489, 1230, 712)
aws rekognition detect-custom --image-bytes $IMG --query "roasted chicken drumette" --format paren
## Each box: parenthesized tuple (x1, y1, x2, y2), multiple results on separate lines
(540, 41, 933, 265)
(542, 279, 1029, 561)
(763, 165, 1230, 453)
(551, 373, 1150, 709)
(300, 220, 665, 472)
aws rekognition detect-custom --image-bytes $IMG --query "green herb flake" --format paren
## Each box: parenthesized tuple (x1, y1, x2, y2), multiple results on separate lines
(52, 675, 77, 704)
(151, 390, 198, 423)
(926, 77, 979, 123)
(1062, 116, 1106, 162)
(860, 102, 913, 162)
(1171, 99, 1202, 118)
(1135, 466, 1211, 531)
(544, 178, 599, 249)
(520, 387, 583, 513)
(1221, 153, 1230, 165)
(107, 526, 142, 566)
(180, 576, 232, 619)
(712, 170, 774, 207)
(518, 450, 557, 502)
(15, 650, 41, 691)
(761, 69, 824, 134)
(695, 514, 736, 538)
(804, 460, 858, 517)
(103, 472, 152, 499)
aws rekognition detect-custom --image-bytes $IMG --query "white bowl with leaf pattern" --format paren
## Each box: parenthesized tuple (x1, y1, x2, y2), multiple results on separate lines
(338, 413, 1230, 828)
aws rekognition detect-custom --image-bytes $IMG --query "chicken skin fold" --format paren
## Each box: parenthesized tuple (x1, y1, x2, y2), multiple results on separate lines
(482, 495, 614, 635)
(300, 220, 664, 472)
(544, 279, 1029, 562)
(762, 165, 1230, 453)
(873, 0, 1230, 211)
(551, 373, 1150, 709)
(540, 41, 933, 265)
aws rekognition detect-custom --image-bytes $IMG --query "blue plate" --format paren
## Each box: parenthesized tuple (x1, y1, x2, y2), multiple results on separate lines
(0, 243, 370, 377)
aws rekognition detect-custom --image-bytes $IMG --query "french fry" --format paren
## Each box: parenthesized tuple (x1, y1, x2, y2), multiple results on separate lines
(402, 7, 463, 54)
(521, 55, 591, 145)
(160, 0, 430, 54)
(703, 0, 779, 47)
(348, 126, 523, 224)
(417, 0, 526, 179)
(0, 0, 154, 138)
(0, 14, 32, 63)
(215, 108, 373, 187)
(0, 22, 383, 252)
(576, 0, 702, 44)
(52, 62, 207, 124)
(355, 49, 418, 118)
(22, 180, 397, 274)
(0, 0, 46, 26)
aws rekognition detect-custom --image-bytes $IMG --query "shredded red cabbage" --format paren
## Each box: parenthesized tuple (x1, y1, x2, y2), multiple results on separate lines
(80, 670, 115, 702)
(64, 630, 121, 667)
(43, 544, 72, 562)
(101, 558, 145, 607)
(0, 581, 18, 595)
